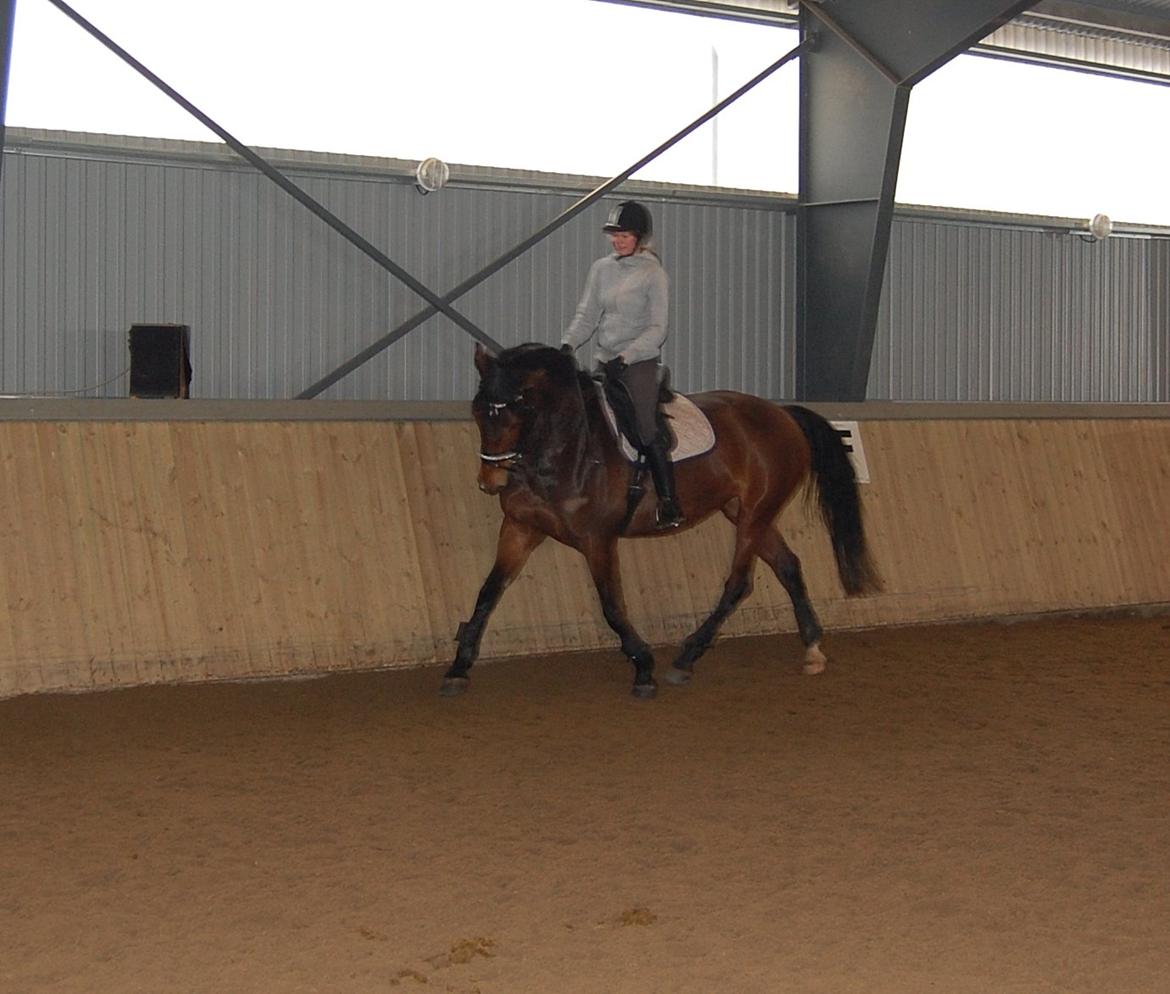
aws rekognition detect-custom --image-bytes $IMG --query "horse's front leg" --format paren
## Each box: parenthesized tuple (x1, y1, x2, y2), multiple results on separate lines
(441, 518, 546, 697)
(583, 538, 656, 699)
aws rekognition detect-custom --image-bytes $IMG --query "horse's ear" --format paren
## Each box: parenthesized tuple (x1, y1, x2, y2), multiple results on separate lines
(474, 343, 496, 378)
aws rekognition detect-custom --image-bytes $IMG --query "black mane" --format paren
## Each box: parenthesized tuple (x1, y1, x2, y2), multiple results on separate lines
(479, 342, 594, 403)
(501, 342, 586, 384)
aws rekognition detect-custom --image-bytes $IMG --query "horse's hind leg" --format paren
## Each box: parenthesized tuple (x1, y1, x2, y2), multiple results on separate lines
(584, 538, 657, 699)
(441, 519, 545, 696)
(757, 526, 826, 675)
(666, 521, 762, 684)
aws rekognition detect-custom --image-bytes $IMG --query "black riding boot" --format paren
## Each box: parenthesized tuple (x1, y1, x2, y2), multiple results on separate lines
(644, 441, 684, 530)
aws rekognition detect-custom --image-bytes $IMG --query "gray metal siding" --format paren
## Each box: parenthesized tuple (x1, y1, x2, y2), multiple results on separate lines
(1, 136, 791, 401)
(3, 132, 1168, 404)
(658, 200, 791, 396)
(871, 218, 1170, 401)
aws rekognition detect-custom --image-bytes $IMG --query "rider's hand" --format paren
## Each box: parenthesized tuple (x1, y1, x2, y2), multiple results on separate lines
(602, 355, 627, 379)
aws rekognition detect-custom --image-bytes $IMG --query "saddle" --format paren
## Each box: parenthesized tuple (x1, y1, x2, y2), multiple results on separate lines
(595, 372, 715, 464)
(595, 369, 715, 534)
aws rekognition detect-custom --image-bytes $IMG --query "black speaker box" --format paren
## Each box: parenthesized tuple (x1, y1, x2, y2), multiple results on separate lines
(129, 324, 192, 398)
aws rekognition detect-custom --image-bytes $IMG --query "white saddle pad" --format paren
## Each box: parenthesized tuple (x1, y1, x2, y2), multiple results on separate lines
(596, 383, 716, 463)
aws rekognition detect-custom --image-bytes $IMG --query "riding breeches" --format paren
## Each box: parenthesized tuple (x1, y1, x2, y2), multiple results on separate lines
(614, 358, 661, 449)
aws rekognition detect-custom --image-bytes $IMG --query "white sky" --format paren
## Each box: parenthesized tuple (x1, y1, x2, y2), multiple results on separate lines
(6, 0, 1170, 225)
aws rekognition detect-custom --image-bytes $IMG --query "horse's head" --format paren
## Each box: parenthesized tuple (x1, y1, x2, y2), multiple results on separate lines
(471, 343, 584, 495)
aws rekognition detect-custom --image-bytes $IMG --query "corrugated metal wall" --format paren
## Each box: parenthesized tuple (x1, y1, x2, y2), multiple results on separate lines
(873, 218, 1170, 401)
(0, 132, 790, 401)
(2, 130, 1168, 403)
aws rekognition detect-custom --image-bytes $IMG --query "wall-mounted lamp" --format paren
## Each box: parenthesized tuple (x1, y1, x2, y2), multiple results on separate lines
(1079, 213, 1113, 242)
(414, 157, 450, 196)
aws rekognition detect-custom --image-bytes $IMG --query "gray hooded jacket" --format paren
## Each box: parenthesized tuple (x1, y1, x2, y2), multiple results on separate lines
(561, 250, 668, 365)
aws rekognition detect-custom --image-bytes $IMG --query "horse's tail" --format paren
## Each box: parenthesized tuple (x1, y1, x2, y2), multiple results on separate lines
(783, 405, 881, 597)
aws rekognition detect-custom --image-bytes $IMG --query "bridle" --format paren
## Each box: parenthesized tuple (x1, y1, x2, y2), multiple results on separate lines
(479, 396, 524, 468)
(475, 360, 595, 493)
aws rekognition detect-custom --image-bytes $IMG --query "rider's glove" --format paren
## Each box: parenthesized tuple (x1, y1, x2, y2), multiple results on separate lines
(602, 355, 627, 380)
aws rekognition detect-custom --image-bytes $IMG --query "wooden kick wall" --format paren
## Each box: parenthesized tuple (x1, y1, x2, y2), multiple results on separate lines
(2, 402, 1169, 698)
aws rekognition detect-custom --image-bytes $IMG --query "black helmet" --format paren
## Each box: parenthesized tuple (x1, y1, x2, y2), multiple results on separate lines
(602, 200, 652, 240)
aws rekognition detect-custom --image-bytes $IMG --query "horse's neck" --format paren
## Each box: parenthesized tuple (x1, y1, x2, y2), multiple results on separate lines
(540, 388, 616, 497)
(581, 383, 623, 464)
(508, 387, 600, 502)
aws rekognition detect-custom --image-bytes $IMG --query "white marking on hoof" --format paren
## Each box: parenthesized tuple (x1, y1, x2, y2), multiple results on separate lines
(439, 677, 470, 697)
(802, 644, 827, 675)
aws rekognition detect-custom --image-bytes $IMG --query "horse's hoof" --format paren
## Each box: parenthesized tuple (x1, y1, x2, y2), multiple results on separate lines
(663, 666, 692, 686)
(802, 645, 827, 675)
(631, 681, 657, 700)
(439, 676, 470, 697)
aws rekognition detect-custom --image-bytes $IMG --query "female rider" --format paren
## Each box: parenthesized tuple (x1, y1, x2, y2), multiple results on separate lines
(560, 200, 683, 529)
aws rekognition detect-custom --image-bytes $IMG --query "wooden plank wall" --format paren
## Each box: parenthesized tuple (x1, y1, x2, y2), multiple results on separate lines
(2, 415, 1169, 697)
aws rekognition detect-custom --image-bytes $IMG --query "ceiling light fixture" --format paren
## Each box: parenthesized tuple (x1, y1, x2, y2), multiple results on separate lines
(1081, 213, 1113, 241)
(414, 157, 450, 196)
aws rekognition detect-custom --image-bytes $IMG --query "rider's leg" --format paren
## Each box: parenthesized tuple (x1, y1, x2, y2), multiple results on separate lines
(621, 360, 684, 530)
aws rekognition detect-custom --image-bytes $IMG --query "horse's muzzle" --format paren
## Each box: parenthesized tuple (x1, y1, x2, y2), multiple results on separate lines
(478, 465, 510, 494)
(477, 451, 520, 494)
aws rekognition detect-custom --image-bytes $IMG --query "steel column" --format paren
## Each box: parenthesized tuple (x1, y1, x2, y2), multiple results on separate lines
(796, 0, 1037, 401)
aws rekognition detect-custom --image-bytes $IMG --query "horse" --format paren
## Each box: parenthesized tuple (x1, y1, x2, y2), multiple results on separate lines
(441, 343, 880, 699)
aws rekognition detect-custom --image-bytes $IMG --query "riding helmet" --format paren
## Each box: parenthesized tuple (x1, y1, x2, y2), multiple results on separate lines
(602, 200, 652, 240)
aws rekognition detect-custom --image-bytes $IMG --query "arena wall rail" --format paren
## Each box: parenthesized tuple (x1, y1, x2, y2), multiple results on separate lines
(2, 399, 1168, 698)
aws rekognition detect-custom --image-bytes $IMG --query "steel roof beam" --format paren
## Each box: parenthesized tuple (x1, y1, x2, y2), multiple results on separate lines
(42, 0, 502, 354)
(298, 38, 808, 398)
(0, 0, 16, 188)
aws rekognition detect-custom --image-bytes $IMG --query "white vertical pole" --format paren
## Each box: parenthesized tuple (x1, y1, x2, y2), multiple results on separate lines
(711, 46, 719, 186)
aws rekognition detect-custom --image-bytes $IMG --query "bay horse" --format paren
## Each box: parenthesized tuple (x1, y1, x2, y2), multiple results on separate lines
(442, 343, 880, 699)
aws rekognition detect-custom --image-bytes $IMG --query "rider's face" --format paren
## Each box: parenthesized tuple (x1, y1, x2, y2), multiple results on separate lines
(609, 231, 639, 257)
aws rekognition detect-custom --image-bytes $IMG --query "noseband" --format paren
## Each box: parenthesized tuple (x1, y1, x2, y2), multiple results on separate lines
(479, 449, 522, 465)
